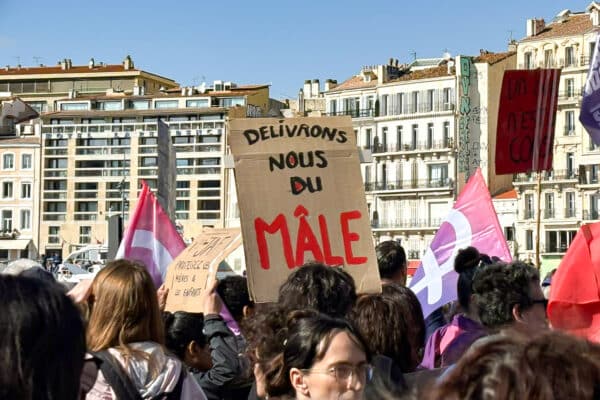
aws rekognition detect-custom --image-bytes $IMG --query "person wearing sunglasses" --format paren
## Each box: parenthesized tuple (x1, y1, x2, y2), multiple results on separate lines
(472, 260, 549, 338)
(262, 310, 372, 400)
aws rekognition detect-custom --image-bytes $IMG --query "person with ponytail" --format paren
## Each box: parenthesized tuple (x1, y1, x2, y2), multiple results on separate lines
(420, 247, 493, 369)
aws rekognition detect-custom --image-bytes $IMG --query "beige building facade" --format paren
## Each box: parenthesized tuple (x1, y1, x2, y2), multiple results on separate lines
(515, 4, 600, 272)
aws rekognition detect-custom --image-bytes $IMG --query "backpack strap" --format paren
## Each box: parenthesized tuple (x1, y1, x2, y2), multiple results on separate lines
(164, 366, 187, 400)
(91, 350, 143, 400)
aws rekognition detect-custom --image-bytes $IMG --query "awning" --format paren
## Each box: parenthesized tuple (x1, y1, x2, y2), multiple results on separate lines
(0, 239, 31, 250)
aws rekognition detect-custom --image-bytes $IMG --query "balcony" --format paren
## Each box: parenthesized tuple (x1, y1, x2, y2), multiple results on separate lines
(514, 169, 578, 183)
(74, 213, 97, 221)
(583, 210, 600, 220)
(564, 126, 577, 136)
(564, 208, 577, 218)
(371, 218, 443, 229)
(558, 89, 582, 100)
(543, 209, 555, 219)
(365, 178, 452, 192)
(325, 109, 375, 118)
(372, 139, 454, 154)
(523, 209, 535, 219)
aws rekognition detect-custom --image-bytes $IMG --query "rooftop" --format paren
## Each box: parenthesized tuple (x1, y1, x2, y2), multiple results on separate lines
(326, 75, 378, 93)
(520, 12, 597, 42)
(493, 189, 518, 200)
(473, 51, 516, 65)
(390, 65, 453, 82)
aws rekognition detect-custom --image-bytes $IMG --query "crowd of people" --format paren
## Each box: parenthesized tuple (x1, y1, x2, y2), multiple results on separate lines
(2, 240, 600, 399)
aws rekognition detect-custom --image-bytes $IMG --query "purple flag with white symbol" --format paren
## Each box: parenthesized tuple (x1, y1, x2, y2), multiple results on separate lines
(409, 168, 512, 318)
(580, 33, 600, 145)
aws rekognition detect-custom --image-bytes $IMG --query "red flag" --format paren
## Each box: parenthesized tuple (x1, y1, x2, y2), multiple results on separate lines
(116, 181, 186, 287)
(548, 222, 600, 342)
(495, 69, 560, 175)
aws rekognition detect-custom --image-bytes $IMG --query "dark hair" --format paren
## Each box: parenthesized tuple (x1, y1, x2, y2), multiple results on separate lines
(472, 261, 540, 330)
(163, 311, 206, 361)
(521, 331, 600, 399)
(454, 246, 487, 311)
(428, 334, 528, 399)
(217, 275, 253, 322)
(0, 274, 86, 400)
(266, 310, 370, 397)
(278, 262, 357, 318)
(376, 241, 407, 281)
(351, 284, 425, 373)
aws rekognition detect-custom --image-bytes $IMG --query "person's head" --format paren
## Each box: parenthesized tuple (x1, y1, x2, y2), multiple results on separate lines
(375, 240, 407, 286)
(351, 284, 424, 373)
(454, 246, 483, 316)
(428, 334, 528, 399)
(0, 274, 85, 400)
(472, 261, 547, 336)
(86, 259, 164, 352)
(520, 331, 600, 399)
(163, 311, 212, 371)
(268, 310, 371, 400)
(217, 275, 254, 323)
(278, 262, 357, 318)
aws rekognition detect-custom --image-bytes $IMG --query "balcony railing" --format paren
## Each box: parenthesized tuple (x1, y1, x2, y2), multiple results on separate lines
(325, 109, 375, 118)
(543, 209, 555, 219)
(564, 126, 577, 136)
(372, 139, 454, 154)
(565, 208, 577, 218)
(371, 218, 443, 229)
(365, 178, 451, 192)
(583, 210, 600, 220)
(558, 89, 582, 100)
(514, 169, 578, 183)
(523, 209, 535, 219)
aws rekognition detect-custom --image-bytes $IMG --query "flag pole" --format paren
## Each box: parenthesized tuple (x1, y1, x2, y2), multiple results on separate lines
(535, 170, 542, 270)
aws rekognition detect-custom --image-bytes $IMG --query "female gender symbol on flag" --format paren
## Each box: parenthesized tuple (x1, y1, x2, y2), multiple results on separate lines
(409, 169, 512, 318)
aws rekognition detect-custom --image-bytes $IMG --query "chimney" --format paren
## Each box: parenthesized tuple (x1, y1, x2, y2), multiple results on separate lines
(89, 58, 95, 69)
(61, 59, 67, 70)
(508, 40, 518, 52)
(311, 79, 320, 97)
(303, 79, 312, 98)
(298, 89, 305, 114)
(66, 59, 72, 69)
(589, 2, 600, 26)
(377, 64, 388, 85)
(527, 18, 545, 37)
(181, 87, 186, 96)
(324, 79, 337, 91)
(4, 66, 8, 71)
(123, 55, 133, 70)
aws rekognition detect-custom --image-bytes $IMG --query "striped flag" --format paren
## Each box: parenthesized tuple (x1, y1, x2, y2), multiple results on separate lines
(116, 181, 186, 287)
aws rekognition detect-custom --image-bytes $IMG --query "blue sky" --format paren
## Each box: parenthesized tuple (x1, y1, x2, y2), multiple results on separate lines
(0, 1, 591, 99)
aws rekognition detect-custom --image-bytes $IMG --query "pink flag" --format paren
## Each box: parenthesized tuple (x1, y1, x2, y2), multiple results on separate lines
(409, 168, 512, 318)
(116, 181, 186, 288)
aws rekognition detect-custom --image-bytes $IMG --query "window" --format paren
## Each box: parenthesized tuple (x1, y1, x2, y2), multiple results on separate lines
(396, 126, 403, 151)
(20, 183, 31, 199)
(154, 100, 179, 109)
(60, 102, 89, 111)
(545, 193, 555, 218)
(21, 154, 32, 169)
(525, 193, 534, 219)
(565, 46, 574, 66)
(544, 49, 553, 67)
(98, 101, 122, 110)
(565, 79, 575, 98)
(565, 111, 575, 135)
(44, 202, 66, 213)
(427, 89, 434, 112)
(130, 100, 150, 110)
(592, 165, 599, 183)
(20, 209, 30, 230)
(428, 164, 448, 186)
(427, 123, 434, 148)
(218, 97, 245, 107)
(26, 101, 47, 113)
(504, 226, 515, 241)
(443, 88, 451, 107)
(79, 226, 91, 245)
(411, 91, 418, 113)
(365, 129, 372, 150)
(567, 152, 575, 177)
(380, 95, 388, 116)
(329, 99, 337, 114)
(411, 125, 418, 149)
(186, 99, 209, 108)
(526, 230, 533, 250)
(524, 52, 533, 69)
(443, 121, 451, 146)
(2, 182, 13, 198)
(591, 41, 597, 62)
(48, 226, 60, 244)
(141, 157, 157, 167)
(1, 210, 12, 231)
(75, 202, 97, 212)
(3, 153, 14, 169)
(396, 93, 403, 115)
(566, 192, 576, 217)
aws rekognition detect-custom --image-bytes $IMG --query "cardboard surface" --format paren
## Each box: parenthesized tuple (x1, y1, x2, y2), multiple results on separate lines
(228, 116, 381, 302)
(496, 69, 560, 174)
(164, 228, 242, 312)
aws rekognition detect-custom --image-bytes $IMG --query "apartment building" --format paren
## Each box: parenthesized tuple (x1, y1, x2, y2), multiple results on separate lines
(37, 83, 269, 258)
(514, 3, 600, 271)
(322, 53, 515, 261)
(0, 137, 41, 261)
(0, 56, 178, 115)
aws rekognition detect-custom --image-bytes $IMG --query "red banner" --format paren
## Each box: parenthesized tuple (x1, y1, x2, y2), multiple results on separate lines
(495, 69, 560, 175)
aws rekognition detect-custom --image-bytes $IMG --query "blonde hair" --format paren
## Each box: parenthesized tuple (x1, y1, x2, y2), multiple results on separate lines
(86, 260, 164, 354)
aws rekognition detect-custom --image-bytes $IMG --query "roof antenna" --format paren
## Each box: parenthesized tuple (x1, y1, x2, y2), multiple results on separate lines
(409, 50, 417, 61)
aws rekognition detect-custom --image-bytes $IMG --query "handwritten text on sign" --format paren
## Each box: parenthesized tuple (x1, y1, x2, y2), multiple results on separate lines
(229, 117, 380, 303)
(495, 69, 560, 175)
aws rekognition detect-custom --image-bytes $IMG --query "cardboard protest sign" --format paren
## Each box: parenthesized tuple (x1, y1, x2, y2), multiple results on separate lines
(228, 116, 381, 303)
(164, 228, 242, 313)
(495, 69, 560, 175)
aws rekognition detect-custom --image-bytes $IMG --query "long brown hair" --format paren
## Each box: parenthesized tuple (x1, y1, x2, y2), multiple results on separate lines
(86, 260, 164, 353)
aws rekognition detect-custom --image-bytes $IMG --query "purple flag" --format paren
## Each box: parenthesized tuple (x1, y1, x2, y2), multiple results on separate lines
(580, 33, 600, 145)
(409, 169, 512, 318)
